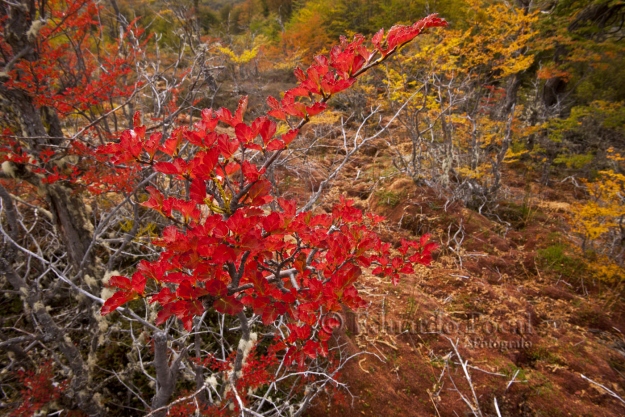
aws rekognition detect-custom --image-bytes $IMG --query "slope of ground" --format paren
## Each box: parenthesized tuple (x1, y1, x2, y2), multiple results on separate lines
(295, 139, 625, 416)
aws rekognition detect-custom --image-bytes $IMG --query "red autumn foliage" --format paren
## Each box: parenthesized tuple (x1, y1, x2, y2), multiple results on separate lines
(10, 362, 68, 417)
(97, 13, 445, 404)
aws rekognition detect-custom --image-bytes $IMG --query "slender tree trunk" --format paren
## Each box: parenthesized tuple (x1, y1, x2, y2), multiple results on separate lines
(151, 331, 186, 416)
(1, 0, 96, 276)
(0, 85, 95, 275)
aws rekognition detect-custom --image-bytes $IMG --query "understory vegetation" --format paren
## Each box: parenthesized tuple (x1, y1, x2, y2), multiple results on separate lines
(2, 0, 625, 415)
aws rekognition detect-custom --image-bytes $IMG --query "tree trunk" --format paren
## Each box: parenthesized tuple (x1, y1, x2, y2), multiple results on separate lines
(0, 85, 95, 275)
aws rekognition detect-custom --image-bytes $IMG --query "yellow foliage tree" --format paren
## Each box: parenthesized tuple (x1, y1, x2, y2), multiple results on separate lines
(569, 149, 625, 283)
(380, 0, 537, 204)
(279, 1, 332, 63)
(217, 45, 260, 64)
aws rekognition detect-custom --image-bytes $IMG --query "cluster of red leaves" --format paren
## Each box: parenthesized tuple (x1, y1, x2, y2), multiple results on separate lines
(0, 0, 144, 197)
(99, 15, 444, 368)
(372, 14, 447, 57)
(10, 362, 69, 417)
(1, 0, 138, 117)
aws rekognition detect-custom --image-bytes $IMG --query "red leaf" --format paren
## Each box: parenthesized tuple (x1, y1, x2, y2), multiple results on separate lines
(285, 104, 307, 119)
(160, 128, 184, 156)
(138, 260, 168, 283)
(306, 102, 326, 117)
(101, 291, 135, 315)
(372, 28, 385, 52)
(119, 129, 142, 159)
(151, 287, 176, 305)
(144, 132, 162, 158)
(130, 272, 147, 294)
(206, 279, 228, 297)
(154, 161, 181, 175)
(288, 323, 311, 341)
(142, 186, 165, 213)
(265, 139, 284, 151)
(155, 304, 175, 326)
(191, 148, 220, 179)
(258, 302, 283, 325)
(262, 212, 281, 233)
(107, 275, 132, 290)
(337, 264, 362, 290)
(281, 129, 299, 147)
(303, 340, 319, 359)
(133, 111, 142, 128)
(201, 108, 219, 131)
(190, 178, 206, 203)
(257, 117, 277, 145)
(177, 280, 208, 299)
(266, 96, 286, 120)
(242, 161, 263, 182)
(213, 245, 236, 263)
(172, 199, 200, 223)
(213, 295, 244, 315)
(235, 123, 256, 144)
(278, 198, 297, 216)
(247, 180, 272, 206)
(184, 130, 207, 148)
(268, 109, 287, 120)
(289, 86, 311, 97)
(266, 96, 280, 109)
(294, 67, 306, 82)
(233, 96, 249, 125)
(216, 107, 234, 126)
(218, 134, 239, 159)
(329, 78, 356, 94)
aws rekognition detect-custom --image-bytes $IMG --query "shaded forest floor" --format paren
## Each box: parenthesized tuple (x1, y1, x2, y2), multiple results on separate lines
(279, 133, 625, 416)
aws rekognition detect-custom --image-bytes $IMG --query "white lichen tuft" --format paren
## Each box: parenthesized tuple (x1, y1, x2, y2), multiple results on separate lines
(84, 274, 98, 288)
(87, 353, 98, 371)
(83, 218, 94, 233)
(102, 270, 120, 285)
(148, 303, 159, 322)
(101, 287, 115, 301)
(238, 332, 258, 366)
(207, 375, 219, 389)
(1, 161, 16, 178)
(93, 309, 109, 344)
(27, 19, 47, 42)
(92, 392, 105, 407)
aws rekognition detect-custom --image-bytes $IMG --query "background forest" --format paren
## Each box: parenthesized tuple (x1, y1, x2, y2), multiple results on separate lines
(2, 0, 625, 415)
